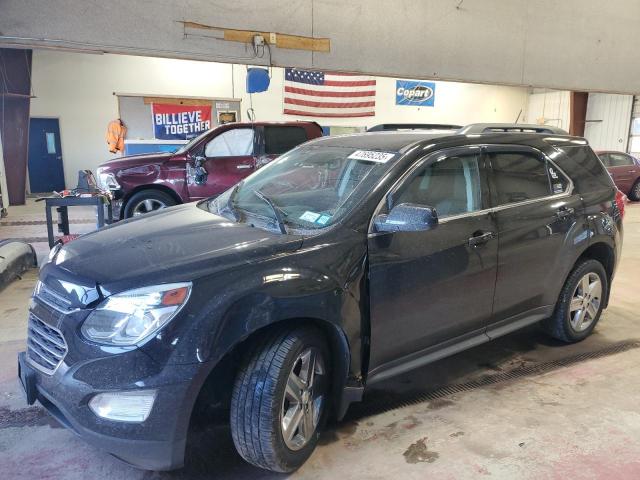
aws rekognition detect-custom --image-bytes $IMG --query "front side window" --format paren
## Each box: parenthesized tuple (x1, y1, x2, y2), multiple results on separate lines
(489, 152, 551, 205)
(394, 155, 482, 218)
(598, 153, 612, 167)
(609, 153, 635, 167)
(204, 128, 254, 157)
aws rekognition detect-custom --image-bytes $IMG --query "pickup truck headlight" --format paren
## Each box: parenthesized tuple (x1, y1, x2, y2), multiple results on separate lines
(81, 283, 191, 345)
(96, 169, 121, 190)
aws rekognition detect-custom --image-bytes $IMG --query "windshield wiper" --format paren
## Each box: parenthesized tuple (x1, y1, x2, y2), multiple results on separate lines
(251, 189, 288, 234)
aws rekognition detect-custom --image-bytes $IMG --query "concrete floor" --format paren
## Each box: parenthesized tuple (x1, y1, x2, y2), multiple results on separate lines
(1, 204, 640, 479)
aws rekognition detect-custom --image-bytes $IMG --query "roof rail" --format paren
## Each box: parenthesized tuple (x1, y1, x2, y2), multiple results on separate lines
(458, 123, 569, 135)
(367, 123, 462, 132)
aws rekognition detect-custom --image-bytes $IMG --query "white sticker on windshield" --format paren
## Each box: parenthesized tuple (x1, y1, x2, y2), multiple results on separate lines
(299, 211, 321, 222)
(347, 150, 395, 163)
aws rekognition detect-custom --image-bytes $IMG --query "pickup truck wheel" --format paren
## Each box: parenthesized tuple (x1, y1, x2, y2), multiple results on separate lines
(543, 259, 607, 343)
(123, 190, 176, 218)
(230, 327, 330, 473)
(629, 180, 640, 201)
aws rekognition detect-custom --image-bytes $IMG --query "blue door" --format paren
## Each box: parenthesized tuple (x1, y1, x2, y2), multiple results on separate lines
(28, 118, 65, 193)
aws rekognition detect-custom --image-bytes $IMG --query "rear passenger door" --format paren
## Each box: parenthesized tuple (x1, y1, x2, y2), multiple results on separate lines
(485, 145, 583, 335)
(607, 153, 637, 194)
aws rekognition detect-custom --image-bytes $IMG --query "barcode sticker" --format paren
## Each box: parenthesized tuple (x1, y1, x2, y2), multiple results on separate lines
(348, 150, 396, 163)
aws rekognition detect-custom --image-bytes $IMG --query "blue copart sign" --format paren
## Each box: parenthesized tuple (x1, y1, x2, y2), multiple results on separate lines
(396, 80, 436, 106)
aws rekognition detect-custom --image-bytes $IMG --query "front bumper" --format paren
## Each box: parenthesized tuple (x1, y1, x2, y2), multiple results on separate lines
(18, 351, 204, 470)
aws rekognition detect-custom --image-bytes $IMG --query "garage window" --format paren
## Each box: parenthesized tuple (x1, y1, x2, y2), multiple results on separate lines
(205, 128, 254, 157)
(264, 126, 308, 155)
(489, 152, 552, 205)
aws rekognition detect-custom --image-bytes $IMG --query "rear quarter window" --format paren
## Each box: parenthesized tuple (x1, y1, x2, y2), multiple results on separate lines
(264, 126, 309, 155)
(553, 146, 614, 191)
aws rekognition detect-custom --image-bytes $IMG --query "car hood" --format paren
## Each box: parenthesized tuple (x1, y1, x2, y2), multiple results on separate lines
(99, 152, 175, 171)
(42, 203, 303, 299)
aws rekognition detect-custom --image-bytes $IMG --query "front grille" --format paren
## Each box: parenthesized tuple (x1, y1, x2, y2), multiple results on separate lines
(35, 281, 74, 313)
(26, 314, 68, 375)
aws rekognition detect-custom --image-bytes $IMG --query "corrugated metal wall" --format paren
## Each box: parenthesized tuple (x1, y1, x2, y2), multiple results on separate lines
(584, 93, 633, 151)
(525, 90, 571, 131)
(628, 96, 640, 156)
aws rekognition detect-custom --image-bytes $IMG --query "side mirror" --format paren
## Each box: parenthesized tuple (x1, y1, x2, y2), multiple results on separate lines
(186, 157, 208, 186)
(374, 203, 438, 233)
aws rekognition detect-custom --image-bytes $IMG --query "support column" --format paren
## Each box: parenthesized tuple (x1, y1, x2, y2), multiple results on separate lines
(0, 48, 32, 206)
(569, 91, 588, 137)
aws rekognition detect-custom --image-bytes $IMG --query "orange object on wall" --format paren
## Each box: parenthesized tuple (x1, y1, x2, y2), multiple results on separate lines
(106, 119, 127, 153)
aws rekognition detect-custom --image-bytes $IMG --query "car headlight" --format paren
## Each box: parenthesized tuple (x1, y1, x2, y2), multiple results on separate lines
(81, 282, 192, 345)
(96, 169, 120, 190)
(41, 242, 63, 270)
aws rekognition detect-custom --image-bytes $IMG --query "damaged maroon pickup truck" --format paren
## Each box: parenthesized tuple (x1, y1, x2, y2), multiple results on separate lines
(96, 121, 323, 219)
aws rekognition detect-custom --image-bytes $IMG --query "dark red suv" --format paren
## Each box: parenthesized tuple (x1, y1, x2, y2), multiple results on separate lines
(96, 121, 323, 218)
(596, 150, 640, 201)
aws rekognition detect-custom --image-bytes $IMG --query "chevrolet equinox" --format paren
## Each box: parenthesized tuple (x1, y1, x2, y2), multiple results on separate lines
(19, 123, 624, 473)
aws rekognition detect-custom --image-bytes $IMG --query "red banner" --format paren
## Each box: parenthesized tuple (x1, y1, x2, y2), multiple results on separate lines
(152, 103, 212, 140)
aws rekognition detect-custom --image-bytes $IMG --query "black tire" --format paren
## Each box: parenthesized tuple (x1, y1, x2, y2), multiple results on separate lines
(629, 180, 640, 202)
(123, 190, 176, 218)
(230, 327, 330, 473)
(543, 259, 608, 343)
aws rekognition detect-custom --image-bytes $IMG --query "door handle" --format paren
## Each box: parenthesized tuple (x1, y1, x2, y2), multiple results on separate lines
(555, 206, 575, 219)
(236, 164, 252, 170)
(468, 231, 495, 247)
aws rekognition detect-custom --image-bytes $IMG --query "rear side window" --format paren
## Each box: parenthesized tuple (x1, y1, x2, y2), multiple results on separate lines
(609, 153, 635, 167)
(554, 146, 614, 191)
(489, 152, 550, 205)
(395, 154, 483, 218)
(264, 126, 308, 155)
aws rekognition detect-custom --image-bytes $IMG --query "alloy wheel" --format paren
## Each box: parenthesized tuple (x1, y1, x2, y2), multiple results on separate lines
(132, 198, 167, 216)
(280, 347, 326, 451)
(569, 272, 602, 332)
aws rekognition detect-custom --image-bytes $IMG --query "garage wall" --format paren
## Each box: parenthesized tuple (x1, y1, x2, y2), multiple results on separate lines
(524, 90, 571, 132)
(30, 50, 529, 188)
(30, 51, 235, 188)
(235, 65, 528, 127)
(583, 93, 633, 151)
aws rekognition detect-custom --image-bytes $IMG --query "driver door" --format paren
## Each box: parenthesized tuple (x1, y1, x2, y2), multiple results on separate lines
(367, 147, 498, 379)
(187, 127, 257, 200)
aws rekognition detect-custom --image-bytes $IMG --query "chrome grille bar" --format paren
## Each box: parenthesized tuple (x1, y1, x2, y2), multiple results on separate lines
(26, 314, 68, 375)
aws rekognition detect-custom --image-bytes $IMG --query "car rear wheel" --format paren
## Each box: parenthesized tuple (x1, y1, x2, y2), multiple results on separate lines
(629, 180, 640, 201)
(543, 259, 607, 343)
(230, 327, 330, 473)
(123, 190, 176, 218)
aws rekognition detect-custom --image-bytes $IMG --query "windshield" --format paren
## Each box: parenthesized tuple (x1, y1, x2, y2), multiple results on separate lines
(207, 145, 398, 232)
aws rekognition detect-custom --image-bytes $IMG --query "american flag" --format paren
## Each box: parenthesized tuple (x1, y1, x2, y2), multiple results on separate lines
(283, 68, 376, 118)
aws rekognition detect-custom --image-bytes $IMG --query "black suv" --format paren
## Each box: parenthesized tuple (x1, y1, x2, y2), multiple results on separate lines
(18, 124, 624, 473)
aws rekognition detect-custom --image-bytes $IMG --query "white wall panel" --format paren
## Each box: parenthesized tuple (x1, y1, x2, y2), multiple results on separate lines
(524, 90, 571, 131)
(584, 94, 632, 151)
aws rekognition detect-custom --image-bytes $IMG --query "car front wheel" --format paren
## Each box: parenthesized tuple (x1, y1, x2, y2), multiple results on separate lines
(123, 190, 176, 218)
(230, 327, 330, 473)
